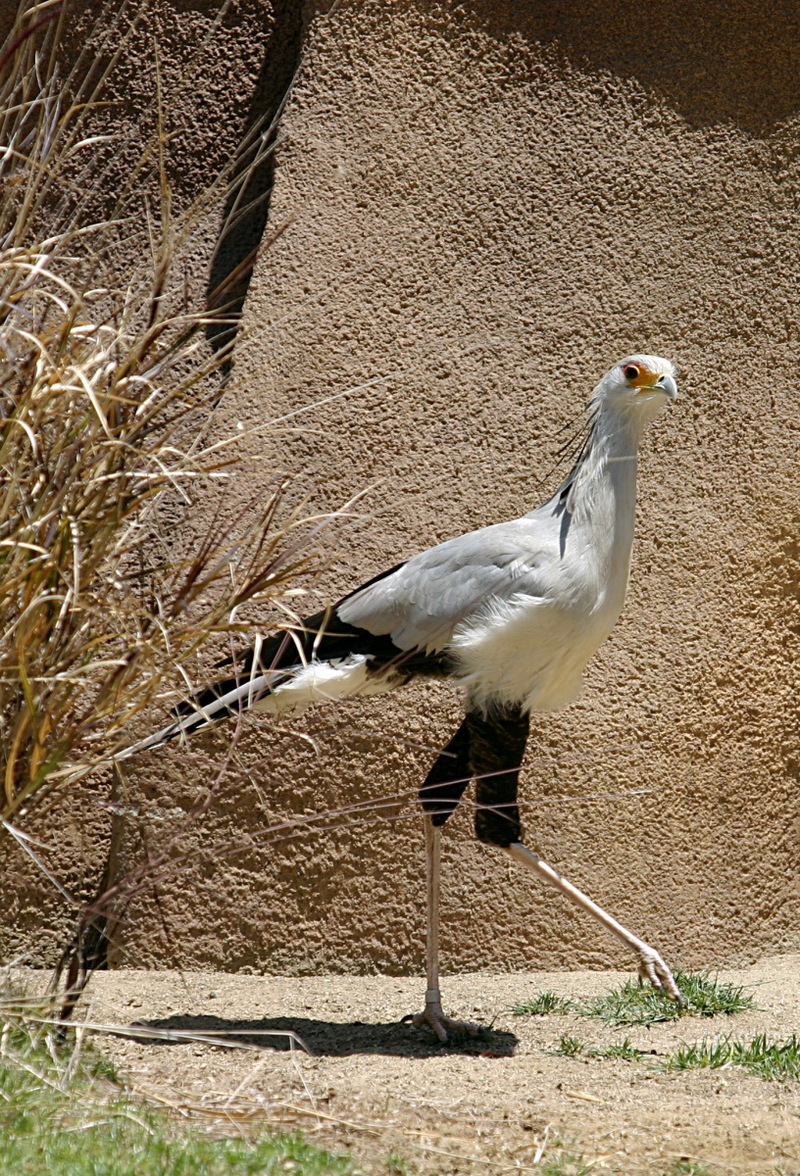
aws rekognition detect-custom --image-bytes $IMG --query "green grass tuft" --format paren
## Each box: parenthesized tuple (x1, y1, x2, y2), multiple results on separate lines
(670, 972, 755, 1018)
(550, 1033, 652, 1063)
(509, 990, 576, 1017)
(578, 971, 755, 1027)
(551, 1034, 586, 1057)
(511, 973, 754, 1028)
(662, 1033, 800, 1081)
(539, 1151, 596, 1176)
(589, 1037, 644, 1061)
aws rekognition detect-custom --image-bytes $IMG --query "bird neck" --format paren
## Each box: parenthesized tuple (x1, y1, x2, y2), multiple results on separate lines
(567, 403, 644, 519)
(550, 402, 647, 600)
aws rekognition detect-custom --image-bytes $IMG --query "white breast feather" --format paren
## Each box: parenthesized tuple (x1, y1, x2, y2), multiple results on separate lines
(449, 584, 621, 714)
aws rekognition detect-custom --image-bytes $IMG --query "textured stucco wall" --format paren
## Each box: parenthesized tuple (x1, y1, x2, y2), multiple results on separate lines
(4, 0, 800, 979)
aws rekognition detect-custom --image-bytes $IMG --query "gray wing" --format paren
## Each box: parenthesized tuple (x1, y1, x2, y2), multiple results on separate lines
(336, 516, 559, 652)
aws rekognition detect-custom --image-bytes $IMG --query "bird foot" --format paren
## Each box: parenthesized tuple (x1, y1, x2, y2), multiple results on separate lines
(402, 999, 482, 1043)
(635, 942, 682, 1004)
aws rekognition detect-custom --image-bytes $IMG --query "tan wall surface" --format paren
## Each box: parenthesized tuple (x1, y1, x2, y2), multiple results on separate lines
(4, 0, 800, 978)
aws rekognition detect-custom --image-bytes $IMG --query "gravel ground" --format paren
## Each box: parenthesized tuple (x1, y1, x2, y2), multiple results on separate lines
(18, 954, 800, 1175)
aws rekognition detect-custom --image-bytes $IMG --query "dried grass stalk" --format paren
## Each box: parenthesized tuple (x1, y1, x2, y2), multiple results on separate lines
(0, 3, 308, 830)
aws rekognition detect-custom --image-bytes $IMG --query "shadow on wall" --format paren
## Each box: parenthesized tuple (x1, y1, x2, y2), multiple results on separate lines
(481, 0, 800, 135)
(204, 0, 800, 372)
(205, 0, 305, 374)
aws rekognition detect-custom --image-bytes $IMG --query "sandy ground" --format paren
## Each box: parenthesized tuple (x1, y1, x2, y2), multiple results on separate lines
(30, 956, 800, 1175)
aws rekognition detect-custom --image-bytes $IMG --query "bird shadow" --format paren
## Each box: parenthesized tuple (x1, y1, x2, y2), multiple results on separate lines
(129, 1013, 518, 1059)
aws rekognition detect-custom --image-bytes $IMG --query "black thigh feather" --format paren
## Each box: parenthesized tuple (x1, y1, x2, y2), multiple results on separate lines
(419, 703, 529, 847)
(469, 705, 529, 847)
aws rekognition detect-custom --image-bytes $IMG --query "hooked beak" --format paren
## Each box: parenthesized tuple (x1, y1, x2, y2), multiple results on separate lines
(640, 372, 678, 401)
(656, 372, 678, 400)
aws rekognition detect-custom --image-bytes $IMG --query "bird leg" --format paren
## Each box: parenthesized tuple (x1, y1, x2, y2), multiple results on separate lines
(466, 704, 679, 1002)
(505, 841, 680, 1001)
(404, 817, 481, 1041)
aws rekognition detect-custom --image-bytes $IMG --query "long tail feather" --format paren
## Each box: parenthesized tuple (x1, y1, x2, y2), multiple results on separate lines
(114, 606, 408, 759)
(114, 594, 451, 760)
(114, 670, 281, 758)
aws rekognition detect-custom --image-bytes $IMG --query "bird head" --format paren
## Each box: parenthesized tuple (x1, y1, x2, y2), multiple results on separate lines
(594, 354, 678, 420)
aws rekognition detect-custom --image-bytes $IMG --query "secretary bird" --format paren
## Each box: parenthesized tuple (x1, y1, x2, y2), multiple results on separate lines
(122, 353, 681, 1040)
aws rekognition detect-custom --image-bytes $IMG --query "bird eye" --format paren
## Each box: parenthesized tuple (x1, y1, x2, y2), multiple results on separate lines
(622, 364, 641, 381)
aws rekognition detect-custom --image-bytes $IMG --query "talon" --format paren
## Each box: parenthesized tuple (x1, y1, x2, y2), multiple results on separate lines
(638, 960, 662, 990)
(636, 944, 681, 1004)
(404, 1004, 481, 1042)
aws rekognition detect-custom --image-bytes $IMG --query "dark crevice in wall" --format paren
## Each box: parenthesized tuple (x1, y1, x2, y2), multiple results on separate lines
(205, 0, 306, 380)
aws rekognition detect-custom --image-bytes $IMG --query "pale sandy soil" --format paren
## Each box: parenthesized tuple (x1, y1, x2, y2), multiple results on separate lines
(25, 955, 800, 1175)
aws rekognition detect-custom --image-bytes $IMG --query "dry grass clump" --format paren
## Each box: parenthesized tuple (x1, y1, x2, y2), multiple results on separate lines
(0, 5, 305, 836)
